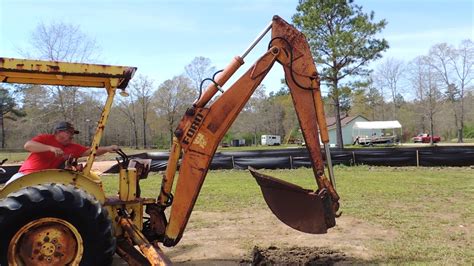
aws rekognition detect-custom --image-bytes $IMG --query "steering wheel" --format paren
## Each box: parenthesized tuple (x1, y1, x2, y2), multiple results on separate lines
(115, 149, 129, 169)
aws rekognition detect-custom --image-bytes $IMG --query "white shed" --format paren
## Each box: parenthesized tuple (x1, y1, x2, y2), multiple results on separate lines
(327, 115, 369, 146)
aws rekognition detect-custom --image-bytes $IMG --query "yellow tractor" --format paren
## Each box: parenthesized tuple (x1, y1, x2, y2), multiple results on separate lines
(0, 16, 339, 265)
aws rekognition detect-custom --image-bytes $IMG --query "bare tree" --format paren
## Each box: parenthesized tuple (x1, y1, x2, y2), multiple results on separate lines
(428, 43, 460, 141)
(153, 75, 197, 147)
(448, 40, 474, 142)
(371, 74, 386, 120)
(129, 75, 155, 148)
(409, 56, 443, 144)
(425, 76, 443, 145)
(117, 93, 140, 149)
(408, 57, 428, 134)
(263, 100, 285, 136)
(277, 96, 298, 144)
(348, 79, 383, 121)
(428, 40, 474, 142)
(22, 22, 99, 62)
(17, 85, 58, 141)
(184, 57, 216, 91)
(0, 87, 26, 148)
(374, 58, 404, 119)
(363, 79, 384, 121)
(232, 85, 268, 145)
(21, 21, 100, 124)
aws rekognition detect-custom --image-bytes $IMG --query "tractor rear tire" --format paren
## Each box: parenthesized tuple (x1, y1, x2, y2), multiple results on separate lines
(0, 183, 115, 266)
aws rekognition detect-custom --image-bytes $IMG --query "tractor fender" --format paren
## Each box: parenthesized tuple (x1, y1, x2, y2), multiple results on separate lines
(0, 169, 106, 203)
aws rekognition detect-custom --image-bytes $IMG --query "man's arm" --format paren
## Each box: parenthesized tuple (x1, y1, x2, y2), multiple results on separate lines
(24, 140, 64, 157)
(81, 145, 119, 157)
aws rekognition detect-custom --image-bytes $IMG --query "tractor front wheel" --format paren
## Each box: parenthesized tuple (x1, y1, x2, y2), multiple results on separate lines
(0, 183, 115, 265)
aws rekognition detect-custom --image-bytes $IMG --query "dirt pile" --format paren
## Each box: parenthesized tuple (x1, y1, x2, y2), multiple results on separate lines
(247, 246, 348, 265)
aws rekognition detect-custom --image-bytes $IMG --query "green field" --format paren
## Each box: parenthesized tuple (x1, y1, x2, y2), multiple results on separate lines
(101, 166, 473, 264)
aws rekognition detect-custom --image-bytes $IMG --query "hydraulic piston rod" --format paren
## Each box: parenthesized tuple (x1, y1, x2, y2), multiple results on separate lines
(193, 19, 273, 108)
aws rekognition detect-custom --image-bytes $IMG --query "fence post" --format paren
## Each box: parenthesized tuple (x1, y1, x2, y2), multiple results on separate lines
(352, 151, 356, 165)
(231, 156, 235, 169)
(289, 155, 293, 169)
(416, 150, 419, 167)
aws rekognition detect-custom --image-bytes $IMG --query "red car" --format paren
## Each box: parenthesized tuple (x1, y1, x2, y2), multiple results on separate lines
(413, 133, 441, 143)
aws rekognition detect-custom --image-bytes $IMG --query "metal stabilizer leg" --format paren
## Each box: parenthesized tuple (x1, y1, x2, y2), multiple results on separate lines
(117, 212, 172, 266)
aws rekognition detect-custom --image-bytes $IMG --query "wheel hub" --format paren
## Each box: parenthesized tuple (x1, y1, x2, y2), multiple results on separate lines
(40, 242, 56, 257)
(8, 218, 83, 265)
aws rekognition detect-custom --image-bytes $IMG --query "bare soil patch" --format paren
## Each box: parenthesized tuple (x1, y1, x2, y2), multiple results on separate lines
(90, 160, 116, 174)
(154, 209, 396, 265)
(249, 246, 347, 265)
(113, 208, 394, 265)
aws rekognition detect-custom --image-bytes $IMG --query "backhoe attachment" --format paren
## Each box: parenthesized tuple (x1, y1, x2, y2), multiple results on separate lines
(153, 15, 340, 247)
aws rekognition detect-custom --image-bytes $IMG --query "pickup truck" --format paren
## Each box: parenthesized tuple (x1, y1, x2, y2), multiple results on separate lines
(413, 133, 441, 143)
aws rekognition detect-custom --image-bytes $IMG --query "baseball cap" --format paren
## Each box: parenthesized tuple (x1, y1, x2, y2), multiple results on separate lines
(54, 121, 80, 134)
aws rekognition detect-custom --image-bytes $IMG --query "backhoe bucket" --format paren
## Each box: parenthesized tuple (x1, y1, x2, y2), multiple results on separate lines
(249, 167, 336, 234)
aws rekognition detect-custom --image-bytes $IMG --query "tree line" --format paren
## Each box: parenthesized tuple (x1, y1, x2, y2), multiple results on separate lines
(1, 0, 473, 150)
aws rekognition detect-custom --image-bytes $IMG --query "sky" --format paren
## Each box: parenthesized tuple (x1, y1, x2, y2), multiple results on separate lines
(1, 0, 473, 96)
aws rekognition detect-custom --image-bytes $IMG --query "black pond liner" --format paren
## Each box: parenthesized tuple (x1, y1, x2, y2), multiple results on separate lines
(101, 146, 474, 173)
(2, 146, 472, 183)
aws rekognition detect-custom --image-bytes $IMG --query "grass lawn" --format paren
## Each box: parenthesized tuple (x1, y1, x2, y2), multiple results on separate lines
(0, 151, 30, 163)
(101, 166, 473, 264)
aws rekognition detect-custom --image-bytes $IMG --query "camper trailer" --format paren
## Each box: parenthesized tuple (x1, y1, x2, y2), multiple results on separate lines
(261, 135, 281, 146)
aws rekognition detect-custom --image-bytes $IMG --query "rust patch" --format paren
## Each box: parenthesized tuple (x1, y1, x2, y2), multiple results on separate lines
(15, 219, 80, 265)
(46, 65, 60, 72)
(119, 216, 172, 265)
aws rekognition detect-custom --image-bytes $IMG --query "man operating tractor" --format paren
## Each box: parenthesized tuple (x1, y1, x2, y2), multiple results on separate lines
(6, 121, 118, 185)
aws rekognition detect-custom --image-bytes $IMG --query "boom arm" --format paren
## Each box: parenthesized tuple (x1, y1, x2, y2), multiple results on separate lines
(153, 16, 339, 247)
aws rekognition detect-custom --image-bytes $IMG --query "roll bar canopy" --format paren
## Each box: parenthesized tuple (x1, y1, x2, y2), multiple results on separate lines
(0, 57, 136, 89)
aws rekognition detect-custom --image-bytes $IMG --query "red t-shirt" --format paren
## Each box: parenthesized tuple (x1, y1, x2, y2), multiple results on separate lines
(19, 134, 89, 174)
